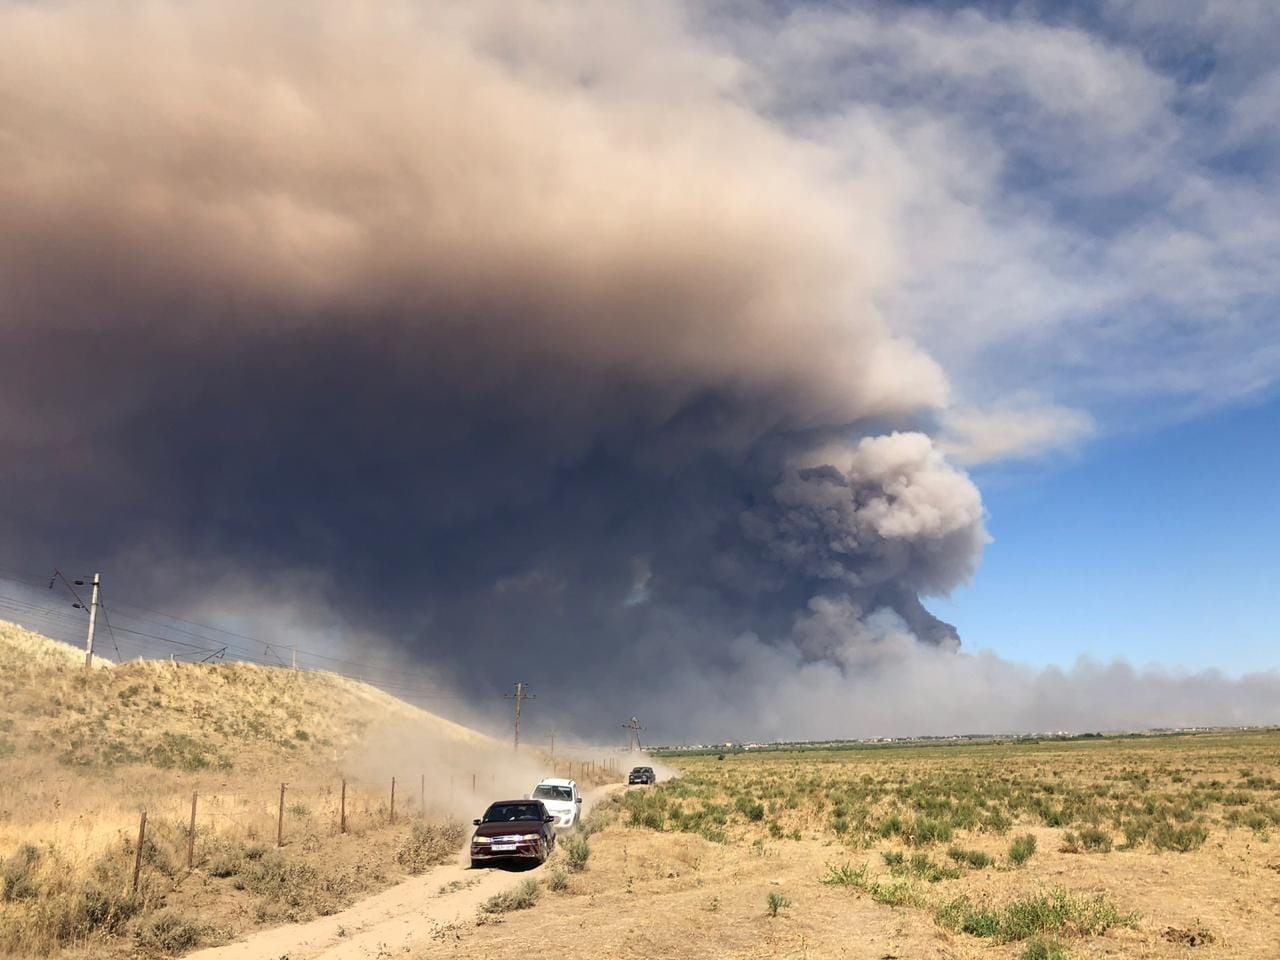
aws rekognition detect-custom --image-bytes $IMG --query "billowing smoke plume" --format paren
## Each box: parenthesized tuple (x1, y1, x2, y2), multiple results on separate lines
(1, 0, 1275, 740)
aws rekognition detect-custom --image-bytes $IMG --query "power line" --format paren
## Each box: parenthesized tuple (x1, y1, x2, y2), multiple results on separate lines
(0, 571, 470, 702)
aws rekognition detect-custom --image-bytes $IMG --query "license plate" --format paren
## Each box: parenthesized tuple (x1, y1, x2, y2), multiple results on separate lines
(491, 843, 518, 852)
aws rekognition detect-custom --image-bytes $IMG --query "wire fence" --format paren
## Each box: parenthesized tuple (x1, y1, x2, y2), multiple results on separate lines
(115, 756, 626, 890)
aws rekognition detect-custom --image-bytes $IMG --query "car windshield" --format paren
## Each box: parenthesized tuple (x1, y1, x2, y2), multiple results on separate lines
(532, 785, 572, 801)
(482, 803, 544, 823)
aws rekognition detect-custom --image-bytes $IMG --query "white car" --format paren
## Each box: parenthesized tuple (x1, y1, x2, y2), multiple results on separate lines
(528, 777, 582, 829)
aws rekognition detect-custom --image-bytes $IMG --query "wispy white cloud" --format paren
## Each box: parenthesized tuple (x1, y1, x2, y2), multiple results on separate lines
(940, 399, 1095, 465)
(706, 1, 1280, 437)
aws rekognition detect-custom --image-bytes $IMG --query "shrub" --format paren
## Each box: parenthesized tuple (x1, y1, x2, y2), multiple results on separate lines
(396, 821, 466, 874)
(735, 795, 765, 822)
(1152, 823, 1207, 852)
(1021, 936, 1069, 960)
(135, 909, 206, 955)
(565, 834, 591, 872)
(1062, 826, 1111, 853)
(1, 844, 41, 902)
(907, 816, 953, 846)
(481, 878, 540, 913)
(766, 890, 791, 917)
(548, 867, 569, 892)
(947, 846, 995, 869)
(1009, 833, 1037, 866)
(877, 814, 904, 838)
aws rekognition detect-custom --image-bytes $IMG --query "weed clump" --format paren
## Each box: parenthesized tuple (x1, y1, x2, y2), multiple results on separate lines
(1, 844, 41, 902)
(1008, 833, 1038, 866)
(1021, 936, 1069, 960)
(135, 909, 206, 955)
(1061, 826, 1112, 853)
(1152, 823, 1208, 852)
(395, 821, 466, 874)
(766, 890, 791, 916)
(947, 846, 995, 869)
(480, 878, 540, 913)
(565, 834, 591, 872)
(935, 887, 1137, 943)
(821, 863, 922, 907)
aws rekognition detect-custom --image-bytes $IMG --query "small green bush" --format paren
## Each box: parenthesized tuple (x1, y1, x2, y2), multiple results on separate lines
(1152, 823, 1207, 852)
(565, 834, 591, 872)
(947, 846, 995, 869)
(1009, 833, 1038, 866)
(1021, 936, 1069, 960)
(481, 878, 540, 913)
(766, 890, 791, 916)
(135, 909, 206, 955)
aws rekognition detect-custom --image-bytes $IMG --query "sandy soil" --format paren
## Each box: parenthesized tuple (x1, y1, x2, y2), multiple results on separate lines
(406, 822, 1280, 960)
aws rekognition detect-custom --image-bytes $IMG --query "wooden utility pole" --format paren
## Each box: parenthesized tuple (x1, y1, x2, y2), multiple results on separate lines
(277, 783, 286, 847)
(132, 809, 147, 893)
(84, 573, 100, 669)
(504, 682, 536, 751)
(187, 792, 198, 871)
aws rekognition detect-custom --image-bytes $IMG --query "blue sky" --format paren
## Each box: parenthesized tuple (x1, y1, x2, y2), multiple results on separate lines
(937, 387, 1280, 674)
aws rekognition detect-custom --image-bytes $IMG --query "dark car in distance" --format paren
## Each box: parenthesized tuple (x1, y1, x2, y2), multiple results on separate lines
(628, 766, 656, 785)
(470, 799, 557, 868)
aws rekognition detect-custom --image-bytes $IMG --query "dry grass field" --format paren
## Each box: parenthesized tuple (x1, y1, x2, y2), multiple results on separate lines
(0, 620, 616, 958)
(414, 732, 1280, 959)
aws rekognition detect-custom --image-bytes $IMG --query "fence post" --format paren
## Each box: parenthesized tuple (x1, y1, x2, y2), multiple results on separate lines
(420, 773, 425, 815)
(472, 773, 476, 794)
(340, 779, 347, 834)
(132, 809, 147, 894)
(187, 792, 198, 871)
(277, 783, 286, 848)
(390, 777, 396, 823)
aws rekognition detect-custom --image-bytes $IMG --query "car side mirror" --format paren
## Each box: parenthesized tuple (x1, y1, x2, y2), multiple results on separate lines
(544, 814, 555, 823)
(576, 797, 583, 803)
(472, 819, 482, 826)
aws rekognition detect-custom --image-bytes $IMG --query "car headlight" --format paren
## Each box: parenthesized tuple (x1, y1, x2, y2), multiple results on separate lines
(519, 833, 541, 841)
(472, 836, 491, 845)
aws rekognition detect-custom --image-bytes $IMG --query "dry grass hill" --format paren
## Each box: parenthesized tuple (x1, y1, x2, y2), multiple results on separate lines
(0, 619, 489, 775)
(0, 619, 610, 958)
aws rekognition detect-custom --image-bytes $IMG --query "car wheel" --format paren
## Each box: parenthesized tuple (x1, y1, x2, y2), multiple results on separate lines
(470, 859, 482, 870)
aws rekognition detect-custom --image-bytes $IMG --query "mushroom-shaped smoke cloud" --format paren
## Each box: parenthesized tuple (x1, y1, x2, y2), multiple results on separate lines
(0, 0, 988, 735)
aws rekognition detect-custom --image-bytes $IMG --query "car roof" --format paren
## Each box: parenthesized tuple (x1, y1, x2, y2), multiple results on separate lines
(488, 798, 545, 807)
(537, 777, 575, 787)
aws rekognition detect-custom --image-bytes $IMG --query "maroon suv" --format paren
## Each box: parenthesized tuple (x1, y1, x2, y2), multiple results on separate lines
(470, 799, 557, 868)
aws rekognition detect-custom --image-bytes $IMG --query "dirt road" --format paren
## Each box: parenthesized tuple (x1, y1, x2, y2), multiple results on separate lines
(186, 784, 622, 960)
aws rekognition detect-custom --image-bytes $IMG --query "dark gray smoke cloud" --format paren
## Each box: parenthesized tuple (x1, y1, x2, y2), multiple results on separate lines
(2, 1, 1275, 740)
